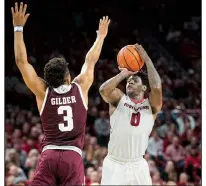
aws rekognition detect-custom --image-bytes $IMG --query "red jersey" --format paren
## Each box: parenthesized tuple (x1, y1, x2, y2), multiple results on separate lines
(40, 82, 87, 150)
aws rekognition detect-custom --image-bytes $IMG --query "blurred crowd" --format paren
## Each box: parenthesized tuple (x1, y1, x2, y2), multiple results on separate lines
(5, 1, 201, 186)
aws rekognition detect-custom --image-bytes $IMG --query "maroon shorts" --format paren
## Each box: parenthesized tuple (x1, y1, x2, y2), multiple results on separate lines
(31, 150, 84, 186)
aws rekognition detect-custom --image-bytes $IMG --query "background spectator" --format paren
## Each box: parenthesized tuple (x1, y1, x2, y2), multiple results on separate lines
(147, 131, 164, 158)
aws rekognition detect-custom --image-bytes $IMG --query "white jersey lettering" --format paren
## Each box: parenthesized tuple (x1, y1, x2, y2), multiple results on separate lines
(51, 96, 76, 105)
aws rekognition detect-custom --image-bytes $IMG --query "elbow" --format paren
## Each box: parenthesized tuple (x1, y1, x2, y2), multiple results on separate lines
(157, 105, 162, 113)
(15, 59, 22, 66)
(15, 54, 25, 65)
(99, 85, 107, 96)
(156, 100, 163, 110)
(154, 102, 163, 113)
(15, 57, 27, 66)
(14, 49, 28, 65)
(158, 98, 163, 110)
(86, 52, 98, 63)
(99, 86, 104, 94)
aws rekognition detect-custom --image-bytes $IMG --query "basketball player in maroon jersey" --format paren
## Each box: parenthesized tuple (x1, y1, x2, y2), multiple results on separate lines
(11, 2, 110, 185)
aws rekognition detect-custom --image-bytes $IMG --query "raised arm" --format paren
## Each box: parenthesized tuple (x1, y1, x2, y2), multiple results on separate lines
(135, 44, 162, 116)
(99, 68, 136, 106)
(73, 16, 110, 93)
(11, 2, 46, 100)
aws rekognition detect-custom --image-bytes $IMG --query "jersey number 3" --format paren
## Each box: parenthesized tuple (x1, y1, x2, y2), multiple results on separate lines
(130, 112, 141, 127)
(58, 106, 74, 132)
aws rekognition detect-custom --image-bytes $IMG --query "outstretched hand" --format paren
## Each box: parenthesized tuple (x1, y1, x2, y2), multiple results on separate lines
(97, 16, 111, 38)
(118, 67, 138, 78)
(11, 2, 30, 27)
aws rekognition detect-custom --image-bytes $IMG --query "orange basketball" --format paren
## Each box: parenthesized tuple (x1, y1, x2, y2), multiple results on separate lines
(117, 45, 144, 72)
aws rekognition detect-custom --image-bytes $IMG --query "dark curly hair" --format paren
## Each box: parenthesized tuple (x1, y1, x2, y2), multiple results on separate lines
(44, 58, 70, 88)
(127, 72, 149, 87)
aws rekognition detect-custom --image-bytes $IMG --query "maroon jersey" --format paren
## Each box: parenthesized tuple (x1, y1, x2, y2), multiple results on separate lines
(40, 82, 87, 150)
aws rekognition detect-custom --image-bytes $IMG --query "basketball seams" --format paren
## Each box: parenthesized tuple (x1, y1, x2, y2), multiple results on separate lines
(126, 47, 141, 71)
(117, 48, 132, 71)
(117, 45, 144, 72)
(122, 47, 134, 71)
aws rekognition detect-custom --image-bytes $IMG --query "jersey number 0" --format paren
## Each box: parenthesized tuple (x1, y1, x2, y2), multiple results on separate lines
(130, 112, 141, 127)
(57, 105, 74, 132)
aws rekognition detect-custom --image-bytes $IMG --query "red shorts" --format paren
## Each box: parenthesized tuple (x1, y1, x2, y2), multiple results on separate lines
(31, 150, 84, 186)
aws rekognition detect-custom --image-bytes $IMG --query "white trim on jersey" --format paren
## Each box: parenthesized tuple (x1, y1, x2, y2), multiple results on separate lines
(53, 84, 72, 94)
(72, 82, 88, 110)
(127, 96, 146, 105)
(42, 145, 82, 156)
(40, 88, 49, 116)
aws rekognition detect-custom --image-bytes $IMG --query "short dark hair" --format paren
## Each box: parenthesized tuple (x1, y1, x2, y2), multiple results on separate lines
(127, 72, 149, 87)
(44, 58, 69, 88)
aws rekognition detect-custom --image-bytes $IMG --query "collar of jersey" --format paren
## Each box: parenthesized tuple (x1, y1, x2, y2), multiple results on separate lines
(53, 84, 72, 94)
(128, 97, 145, 104)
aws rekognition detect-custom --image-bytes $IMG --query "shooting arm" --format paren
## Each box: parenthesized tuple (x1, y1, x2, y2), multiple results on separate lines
(135, 44, 162, 115)
(145, 58, 162, 114)
(99, 71, 125, 105)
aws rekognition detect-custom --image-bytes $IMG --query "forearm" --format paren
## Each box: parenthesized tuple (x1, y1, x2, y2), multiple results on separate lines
(99, 71, 125, 95)
(145, 59, 161, 89)
(85, 36, 105, 64)
(14, 32, 28, 64)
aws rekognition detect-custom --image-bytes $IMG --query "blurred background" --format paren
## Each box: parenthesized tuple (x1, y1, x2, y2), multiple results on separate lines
(5, 0, 201, 185)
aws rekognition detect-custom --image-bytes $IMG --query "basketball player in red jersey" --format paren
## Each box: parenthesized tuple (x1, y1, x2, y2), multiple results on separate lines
(11, 2, 110, 185)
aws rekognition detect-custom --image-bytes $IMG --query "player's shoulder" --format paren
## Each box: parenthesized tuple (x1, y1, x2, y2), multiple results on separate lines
(71, 81, 85, 95)
(110, 94, 127, 116)
(71, 78, 86, 93)
(71, 81, 88, 110)
(142, 98, 150, 105)
(119, 94, 128, 104)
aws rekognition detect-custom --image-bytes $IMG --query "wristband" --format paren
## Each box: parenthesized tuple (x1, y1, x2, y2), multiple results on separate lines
(14, 26, 23, 32)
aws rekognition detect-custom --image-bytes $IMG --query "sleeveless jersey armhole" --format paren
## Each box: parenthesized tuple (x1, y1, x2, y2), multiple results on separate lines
(110, 94, 126, 118)
(145, 98, 154, 113)
(143, 98, 156, 124)
(72, 82, 88, 110)
(40, 87, 49, 116)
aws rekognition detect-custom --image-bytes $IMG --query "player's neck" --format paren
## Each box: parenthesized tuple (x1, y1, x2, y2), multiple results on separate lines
(129, 94, 144, 104)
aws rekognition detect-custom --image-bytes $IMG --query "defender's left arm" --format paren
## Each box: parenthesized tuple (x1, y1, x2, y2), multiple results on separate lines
(135, 44, 162, 116)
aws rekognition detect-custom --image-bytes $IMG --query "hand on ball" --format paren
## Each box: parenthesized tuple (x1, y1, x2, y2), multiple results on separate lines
(134, 44, 151, 62)
(119, 67, 138, 78)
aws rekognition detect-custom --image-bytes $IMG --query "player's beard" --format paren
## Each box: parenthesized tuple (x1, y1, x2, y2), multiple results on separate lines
(127, 90, 137, 99)
(127, 87, 142, 99)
